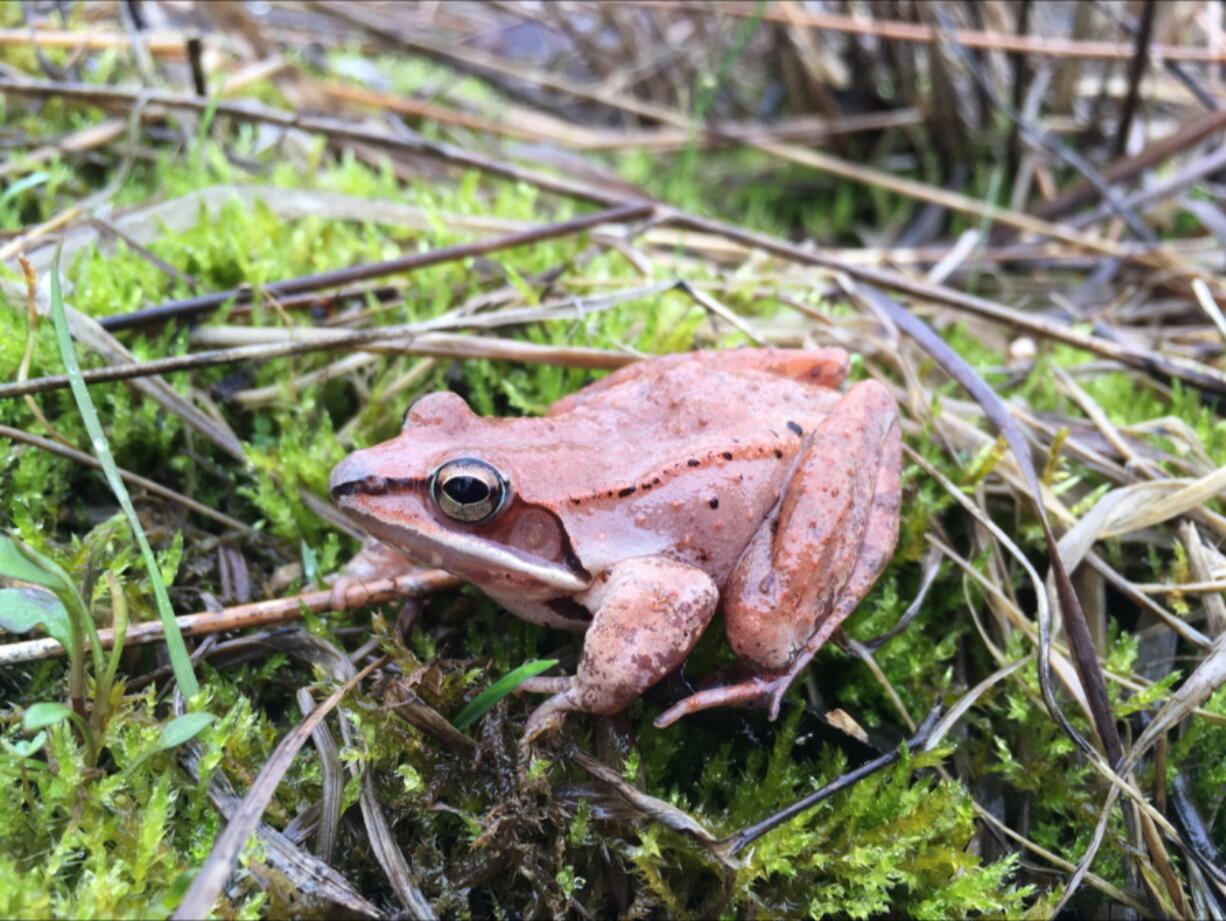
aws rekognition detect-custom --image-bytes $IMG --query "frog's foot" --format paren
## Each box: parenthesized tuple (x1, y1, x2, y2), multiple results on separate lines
(655, 610, 847, 727)
(327, 574, 370, 611)
(518, 557, 718, 744)
(329, 538, 421, 610)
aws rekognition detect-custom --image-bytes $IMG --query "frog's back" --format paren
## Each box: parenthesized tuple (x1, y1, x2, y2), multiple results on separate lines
(554, 350, 846, 445)
(518, 349, 851, 581)
(548, 347, 849, 419)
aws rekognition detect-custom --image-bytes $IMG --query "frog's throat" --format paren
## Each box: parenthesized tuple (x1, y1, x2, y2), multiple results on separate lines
(342, 504, 590, 593)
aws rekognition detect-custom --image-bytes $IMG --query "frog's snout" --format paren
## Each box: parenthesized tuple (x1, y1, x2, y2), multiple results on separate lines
(330, 451, 373, 499)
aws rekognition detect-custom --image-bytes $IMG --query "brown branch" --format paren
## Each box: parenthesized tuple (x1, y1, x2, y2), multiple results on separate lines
(0, 570, 459, 666)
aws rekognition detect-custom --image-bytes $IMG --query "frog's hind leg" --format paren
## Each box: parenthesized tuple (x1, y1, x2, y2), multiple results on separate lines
(520, 557, 718, 745)
(655, 381, 901, 727)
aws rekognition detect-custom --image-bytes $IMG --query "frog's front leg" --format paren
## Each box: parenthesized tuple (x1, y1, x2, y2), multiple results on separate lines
(656, 380, 901, 727)
(328, 538, 421, 610)
(522, 557, 717, 742)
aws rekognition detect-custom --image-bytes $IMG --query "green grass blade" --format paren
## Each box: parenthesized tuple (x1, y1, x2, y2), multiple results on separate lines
(154, 712, 215, 752)
(49, 245, 200, 697)
(452, 659, 558, 731)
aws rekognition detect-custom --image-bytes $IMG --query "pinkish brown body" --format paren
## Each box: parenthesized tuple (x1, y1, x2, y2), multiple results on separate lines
(330, 348, 901, 737)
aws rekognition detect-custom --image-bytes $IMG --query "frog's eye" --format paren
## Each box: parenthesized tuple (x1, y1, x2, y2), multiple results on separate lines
(429, 458, 510, 523)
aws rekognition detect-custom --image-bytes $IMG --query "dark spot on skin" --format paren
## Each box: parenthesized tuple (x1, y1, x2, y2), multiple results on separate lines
(571, 497, 582, 505)
(687, 458, 700, 467)
(771, 519, 780, 535)
(774, 449, 783, 459)
(652, 477, 661, 485)
(546, 597, 592, 623)
(641, 482, 653, 490)
(697, 550, 711, 563)
(722, 451, 733, 461)
(787, 421, 803, 436)
(709, 497, 719, 509)
(633, 653, 657, 672)
(618, 485, 637, 497)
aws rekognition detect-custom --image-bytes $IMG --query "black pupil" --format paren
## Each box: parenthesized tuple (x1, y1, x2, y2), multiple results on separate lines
(443, 475, 490, 505)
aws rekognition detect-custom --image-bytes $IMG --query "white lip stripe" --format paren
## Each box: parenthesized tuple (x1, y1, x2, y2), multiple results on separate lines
(354, 509, 589, 592)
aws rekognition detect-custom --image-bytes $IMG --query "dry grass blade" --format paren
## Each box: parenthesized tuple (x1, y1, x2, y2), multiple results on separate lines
(922, 658, 1032, 752)
(296, 688, 343, 867)
(0, 277, 246, 461)
(853, 283, 1122, 760)
(659, 216, 1226, 394)
(853, 283, 1171, 908)
(0, 119, 125, 179)
(0, 331, 635, 401)
(173, 681, 381, 918)
(172, 655, 395, 921)
(0, 77, 635, 206)
(644, 2, 1226, 62)
(272, 631, 435, 918)
(383, 681, 479, 754)
(1032, 107, 1226, 222)
(569, 750, 723, 852)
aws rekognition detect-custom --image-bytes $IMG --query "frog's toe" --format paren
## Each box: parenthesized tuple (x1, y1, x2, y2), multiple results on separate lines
(327, 574, 362, 611)
(653, 674, 791, 728)
(521, 685, 578, 746)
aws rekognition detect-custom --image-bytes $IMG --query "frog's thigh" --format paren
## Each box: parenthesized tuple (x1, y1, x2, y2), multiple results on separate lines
(825, 412, 901, 625)
(724, 380, 900, 672)
(570, 557, 718, 714)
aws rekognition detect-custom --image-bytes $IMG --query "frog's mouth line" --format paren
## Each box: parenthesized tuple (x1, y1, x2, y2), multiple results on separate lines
(333, 477, 590, 593)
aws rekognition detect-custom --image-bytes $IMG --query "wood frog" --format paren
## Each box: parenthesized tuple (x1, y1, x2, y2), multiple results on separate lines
(330, 348, 901, 739)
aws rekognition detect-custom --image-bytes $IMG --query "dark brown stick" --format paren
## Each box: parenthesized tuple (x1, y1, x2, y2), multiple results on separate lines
(99, 202, 651, 330)
(1113, 0, 1156, 157)
(1031, 107, 1226, 222)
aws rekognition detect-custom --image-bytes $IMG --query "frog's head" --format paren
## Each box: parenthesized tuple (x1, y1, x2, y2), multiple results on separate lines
(330, 391, 589, 593)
